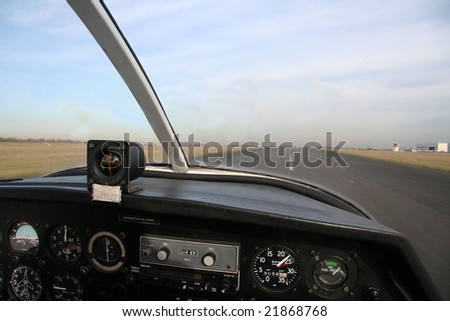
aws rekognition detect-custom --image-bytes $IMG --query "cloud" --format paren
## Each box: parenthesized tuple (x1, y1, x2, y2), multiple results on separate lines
(107, 0, 202, 25)
(0, 0, 66, 27)
(1, 0, 449, 149)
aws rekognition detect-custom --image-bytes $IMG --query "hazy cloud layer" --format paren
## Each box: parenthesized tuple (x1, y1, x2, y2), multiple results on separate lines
(1, 0, 449, 148)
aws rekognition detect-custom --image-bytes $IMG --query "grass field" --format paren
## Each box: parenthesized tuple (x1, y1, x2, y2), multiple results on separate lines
(0, 141, 234, 179)
(2, 142, 450, 179)
(341, 149, 450, 173)
(0, 141, 168, 179)
(0, 142, 86, 179)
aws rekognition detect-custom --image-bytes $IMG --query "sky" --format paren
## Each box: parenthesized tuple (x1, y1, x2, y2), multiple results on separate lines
(0, 0, 449, 148)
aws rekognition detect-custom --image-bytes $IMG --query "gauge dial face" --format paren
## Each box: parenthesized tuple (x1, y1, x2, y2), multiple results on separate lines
(8, 221, 39, 254)
(314, 257, 348, 289)
(306, 250, 358, 299)
(252, 245, 301, 292)
(9, 265, 43, 301)
(50, 225, 82, 262)
(50, 272, 83, 301)
(99, 152, 122, 177)
(88, 231, 126, 273)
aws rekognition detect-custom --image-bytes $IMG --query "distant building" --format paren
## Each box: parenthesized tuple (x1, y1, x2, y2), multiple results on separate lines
(416, 143, 449, 152)
(393, 143, 400, 152)
(417, 143, 436, 152)
(437, 143, 449, 153)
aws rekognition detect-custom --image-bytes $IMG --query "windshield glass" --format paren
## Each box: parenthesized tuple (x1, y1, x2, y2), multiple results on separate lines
(1, 0, 449, 299)
(1, 0, 449, 176)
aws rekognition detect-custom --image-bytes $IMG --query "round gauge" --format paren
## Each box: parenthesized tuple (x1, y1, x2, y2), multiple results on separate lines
(8, 265, 43, 301)
(49, 225, 82, 262)
(50, 272, 83, 301)
(314, 257, 348, 289)
(305, 250, 358, 299)
(99, 152, 122, 177)
(252, 245, 301, 292)
(8, 221, 40, 254)
(87, 231, 126, 273)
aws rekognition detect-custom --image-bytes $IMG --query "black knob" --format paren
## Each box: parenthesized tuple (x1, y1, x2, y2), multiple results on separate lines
(220, 279, 231, 294)
(366, 287, 381, 301)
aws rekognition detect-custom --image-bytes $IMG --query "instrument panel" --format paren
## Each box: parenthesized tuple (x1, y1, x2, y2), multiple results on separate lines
(0, 199, 404, 301)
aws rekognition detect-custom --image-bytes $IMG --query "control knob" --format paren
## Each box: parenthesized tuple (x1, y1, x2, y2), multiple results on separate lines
(202, 252, 216, 267)
(156, 247, 170, 261)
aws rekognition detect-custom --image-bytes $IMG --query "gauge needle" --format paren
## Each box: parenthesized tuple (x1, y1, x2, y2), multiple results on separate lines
(64, 225, 67, 243)
(277, 255, 292, 268)
(53, 286, 75, 295)
(53, 286, 67, 291)
(105, 237, 110, 262)
(332, 267, 341, 275)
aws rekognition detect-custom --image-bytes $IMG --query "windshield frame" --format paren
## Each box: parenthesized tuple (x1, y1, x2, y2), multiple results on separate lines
(68, 0, 189, 172)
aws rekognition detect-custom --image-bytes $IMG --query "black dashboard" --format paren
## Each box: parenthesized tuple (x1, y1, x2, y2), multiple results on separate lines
(0, 171, 440, 300)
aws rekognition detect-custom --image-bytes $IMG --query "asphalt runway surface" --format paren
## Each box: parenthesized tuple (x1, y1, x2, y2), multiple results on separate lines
(200, 148, 450, 299)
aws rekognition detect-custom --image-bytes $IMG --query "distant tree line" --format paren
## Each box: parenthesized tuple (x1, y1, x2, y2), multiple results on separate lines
(0, 137, 85, 143)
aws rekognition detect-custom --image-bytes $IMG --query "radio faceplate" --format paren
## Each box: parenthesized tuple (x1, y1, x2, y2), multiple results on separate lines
(139, 235, 239, 274)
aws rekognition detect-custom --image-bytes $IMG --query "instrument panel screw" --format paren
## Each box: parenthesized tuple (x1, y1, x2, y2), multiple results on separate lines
(80, 266, 89, 276)
(125, 274, 136, 285)
(37, 259, 46, 268)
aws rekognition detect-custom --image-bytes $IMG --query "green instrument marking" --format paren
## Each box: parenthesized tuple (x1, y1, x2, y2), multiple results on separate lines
(325, 260, 338, 267)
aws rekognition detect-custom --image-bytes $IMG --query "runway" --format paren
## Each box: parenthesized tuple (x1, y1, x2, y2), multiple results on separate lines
(200, 147, 450, 299)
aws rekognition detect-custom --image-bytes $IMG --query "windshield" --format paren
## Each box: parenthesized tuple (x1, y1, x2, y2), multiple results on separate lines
(1, 0, 449, 175)
(1, 0, 449, 299)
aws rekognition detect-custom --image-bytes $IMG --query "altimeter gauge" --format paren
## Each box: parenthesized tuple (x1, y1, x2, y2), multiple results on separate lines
(252, 245, 301, 292)
(49, 225, 82, 262)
